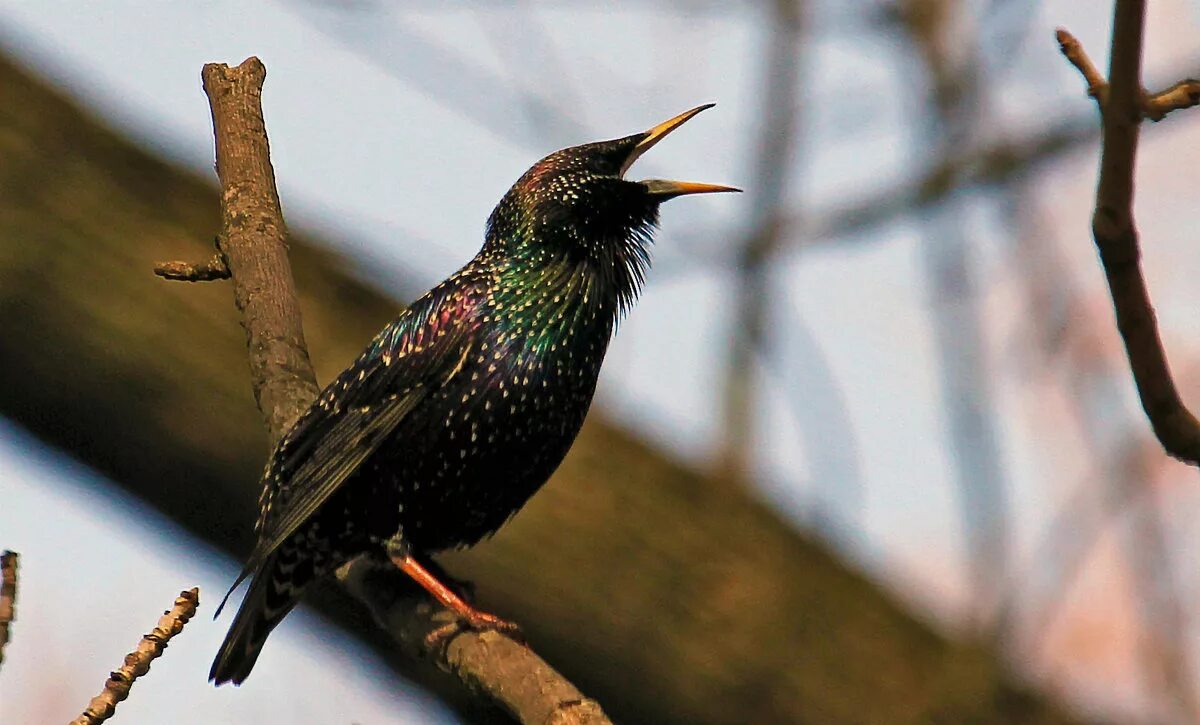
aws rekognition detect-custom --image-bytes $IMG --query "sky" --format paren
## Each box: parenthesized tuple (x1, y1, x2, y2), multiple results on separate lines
(0, 421, 456, 724)
(1, 1, 1200, 722)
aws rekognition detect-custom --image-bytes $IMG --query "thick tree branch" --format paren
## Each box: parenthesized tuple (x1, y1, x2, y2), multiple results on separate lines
(201, 58, 319, 439)
(69, 588, 199, 725)
(1057, 12, 1200, 465)
(0, 550, 16, 670)
(189, 56, 610, 724)
(339, 561, 609, 725)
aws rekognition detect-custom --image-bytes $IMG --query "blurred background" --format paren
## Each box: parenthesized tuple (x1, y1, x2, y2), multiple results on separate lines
(0, 1, 1198, 723)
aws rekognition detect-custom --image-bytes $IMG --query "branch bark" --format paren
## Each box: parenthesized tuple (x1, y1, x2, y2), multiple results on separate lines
(69, 588, 199, 725)
(178, 56, 610, 724)
(153, 252, 230, 282)
(0, 550, 16, 670)
(1057, 12, 1200, 465)
(1057, 28, 1200, 121)
(199, 58, 319, 440)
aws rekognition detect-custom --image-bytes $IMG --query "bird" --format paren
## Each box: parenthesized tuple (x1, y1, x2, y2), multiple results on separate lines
(210, 104, 739, 685)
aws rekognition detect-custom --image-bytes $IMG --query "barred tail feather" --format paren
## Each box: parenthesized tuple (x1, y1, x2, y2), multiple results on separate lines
(209, 553, 304, 686)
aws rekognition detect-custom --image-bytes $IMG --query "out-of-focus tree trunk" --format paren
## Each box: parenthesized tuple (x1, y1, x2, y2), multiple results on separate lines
(898, 0, 1011, 629)
(718, 0, 803, 483)
(0, 51, 1071, 724)
(1007, 186, 1198, 720)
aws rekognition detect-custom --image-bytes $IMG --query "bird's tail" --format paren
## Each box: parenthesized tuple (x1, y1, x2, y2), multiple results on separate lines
(209, 551, 304, 686)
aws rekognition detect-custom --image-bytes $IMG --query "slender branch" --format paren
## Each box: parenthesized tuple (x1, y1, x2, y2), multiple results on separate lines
(1079, 4, 1200, 711)
(154, 252, 230, 282)
(0, 551, 17, 669)
(1143, 78, 1200, 121)
(1057, 27, 1200, 121)
(194, 57, 611, 724)
(1056, 15, 1200, 465)
(69, 588, 200, 725)
(1056, 29, 1108, 105)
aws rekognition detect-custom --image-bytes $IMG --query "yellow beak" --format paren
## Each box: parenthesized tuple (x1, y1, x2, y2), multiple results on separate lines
(620, 104, 742, 198)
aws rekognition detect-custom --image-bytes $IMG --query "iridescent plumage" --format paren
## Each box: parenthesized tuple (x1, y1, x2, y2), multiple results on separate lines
(211, 106, 737, 685)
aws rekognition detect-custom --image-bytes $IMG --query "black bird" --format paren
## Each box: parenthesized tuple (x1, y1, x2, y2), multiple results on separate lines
(210, 105, 738, 684)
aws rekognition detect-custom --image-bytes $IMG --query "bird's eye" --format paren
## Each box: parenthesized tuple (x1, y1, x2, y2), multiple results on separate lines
(589, 156, 618, 175)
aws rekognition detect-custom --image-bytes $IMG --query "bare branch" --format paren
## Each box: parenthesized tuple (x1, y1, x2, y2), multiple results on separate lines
(201, 58, 320, 439)
(339, 561, 609, 724)
(1144, 78, 1200, 121)
(1056, 28, 1108, 105)
(194, 57, 611, 724)
(1056, 11, 1200, 465)
(69, 588, 200, 725)
(154, 252, 230, 282)
(0, 551, 17, 669)
(1058, 26, 1200, 122)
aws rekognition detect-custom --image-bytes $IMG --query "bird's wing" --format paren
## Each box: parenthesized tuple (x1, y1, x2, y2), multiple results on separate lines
(246, 393, 422, 569)
(242, 272, 487, 576)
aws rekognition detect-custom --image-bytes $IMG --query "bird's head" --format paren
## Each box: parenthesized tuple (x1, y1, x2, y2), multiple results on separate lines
(485, 104, 739, 264)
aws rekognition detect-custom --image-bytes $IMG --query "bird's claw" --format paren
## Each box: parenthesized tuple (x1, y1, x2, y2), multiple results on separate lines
(423, 610, 524, 653)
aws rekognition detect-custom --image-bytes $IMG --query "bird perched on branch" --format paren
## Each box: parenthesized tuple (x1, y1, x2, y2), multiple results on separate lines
(211, 105, 738, 684)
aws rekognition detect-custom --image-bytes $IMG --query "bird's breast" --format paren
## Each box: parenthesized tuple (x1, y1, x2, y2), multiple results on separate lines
(369, 311, 611, 552)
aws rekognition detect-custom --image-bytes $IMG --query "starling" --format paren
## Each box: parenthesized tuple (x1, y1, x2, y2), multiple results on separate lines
(210, 105, 738, 685)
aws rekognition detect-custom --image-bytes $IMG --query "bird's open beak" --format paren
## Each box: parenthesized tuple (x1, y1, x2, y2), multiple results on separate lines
(620, 104, 742, 199)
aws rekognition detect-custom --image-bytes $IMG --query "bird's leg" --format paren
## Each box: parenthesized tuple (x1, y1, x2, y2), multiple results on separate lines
(412, 554, 478, 604)
(384, 538, 522, 648)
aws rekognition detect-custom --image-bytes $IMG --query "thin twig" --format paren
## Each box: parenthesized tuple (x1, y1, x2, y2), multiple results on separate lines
(194, 56, 611, 724)
(1058, 27, 1200, 122)
(1056, 16, 1200, 465)
(1056, 28, 1109, 105)
(69, 588, 200, 725)
(1057, 4, 1200, 715)
(154, 253, 230, 282)
(0, 551, 17, 669)
(1143, 78, 1200, 121)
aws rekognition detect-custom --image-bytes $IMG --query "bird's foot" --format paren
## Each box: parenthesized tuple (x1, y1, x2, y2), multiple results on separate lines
(390, 551, 523, 650)
(423, 607, 524, 652)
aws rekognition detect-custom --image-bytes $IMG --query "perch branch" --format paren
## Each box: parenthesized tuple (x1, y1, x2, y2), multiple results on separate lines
(69, 588, 199, 725)
(0, 551, 16, 669)
(193, 56, 611, 724)
(339, 560, 609, 725)
(1057, 10, 1200, 465)
(201, 58, 320, 437)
